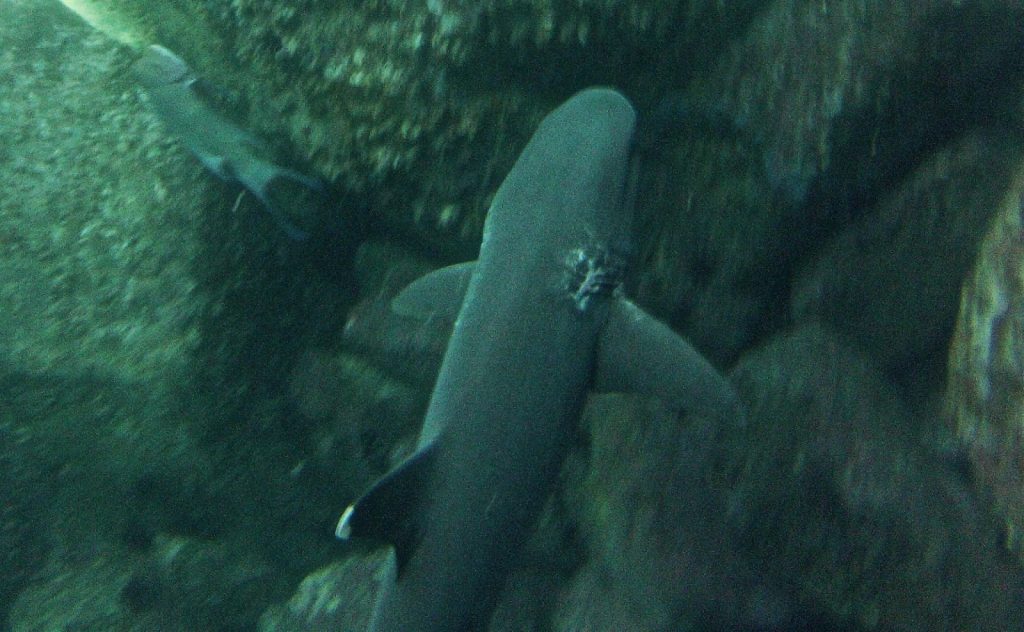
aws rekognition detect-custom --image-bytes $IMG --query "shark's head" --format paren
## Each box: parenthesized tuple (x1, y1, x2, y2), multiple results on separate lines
(131, 45, 192, 88)
(479, 87, 637, 314)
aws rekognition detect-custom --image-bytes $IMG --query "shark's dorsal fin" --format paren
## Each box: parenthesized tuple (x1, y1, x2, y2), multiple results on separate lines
(391, 262, 476, 321)
(335, 441, 438, 572)
(595, 298, 746, 423)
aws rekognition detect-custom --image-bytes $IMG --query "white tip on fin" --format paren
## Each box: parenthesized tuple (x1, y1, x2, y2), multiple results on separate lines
(335, 504, 356, 540)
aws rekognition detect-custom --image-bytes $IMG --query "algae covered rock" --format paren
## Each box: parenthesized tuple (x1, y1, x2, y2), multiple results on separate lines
(946, 162, 1024, 562)
(257, 548, 393, 632)
(0, 420, 47, 625)
(729, 324, 1023, 630)
(632, 0, 1024, 365)
(560, 394, 778, 631)
(791, 131, 1023, 377)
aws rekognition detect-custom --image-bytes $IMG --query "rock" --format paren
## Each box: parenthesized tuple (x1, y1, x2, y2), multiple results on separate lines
(258, 548, 393, 632)
(0, 5, 361, 630)
(9, 554, 144, 632)
(791, 131, 1023, 380)
(0, 422, 47, 624)
(559, 394, 777, 630)
(0, 6, 205, 386)
(729, 324, 1024, 630)
(126, 535, 278, 631)
(632, 0, 1024, 365)
(946, 161, 1024, 562)
(288, 350, 426, 475)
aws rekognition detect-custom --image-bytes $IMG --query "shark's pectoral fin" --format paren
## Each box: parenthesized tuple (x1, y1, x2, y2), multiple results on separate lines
(391, 261, 476, 320)
(595, 298, 746, 423)
(335, 441, 439, 572)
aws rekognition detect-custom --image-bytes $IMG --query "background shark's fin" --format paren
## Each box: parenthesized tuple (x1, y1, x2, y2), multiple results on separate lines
(391, 261, 476, 320)
(335, 442, 438, 572)
(595, 298, 746, 423)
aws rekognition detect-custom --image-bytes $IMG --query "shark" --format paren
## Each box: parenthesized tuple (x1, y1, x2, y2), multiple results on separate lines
(131, 44, 321, 240)
(336, 87, 745, 631)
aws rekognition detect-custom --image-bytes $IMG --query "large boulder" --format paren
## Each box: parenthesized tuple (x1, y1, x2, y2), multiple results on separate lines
(946, 161, 1024, 563)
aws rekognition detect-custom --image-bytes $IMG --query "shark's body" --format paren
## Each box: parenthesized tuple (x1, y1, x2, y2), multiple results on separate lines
(338, 88, 743, 631)
(131, 45, 320, 239)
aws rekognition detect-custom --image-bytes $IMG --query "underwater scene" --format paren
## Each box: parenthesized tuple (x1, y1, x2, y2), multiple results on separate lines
(2, 0, 1024, 630)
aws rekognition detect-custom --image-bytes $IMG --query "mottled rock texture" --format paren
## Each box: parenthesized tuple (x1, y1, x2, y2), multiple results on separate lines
(194, 0, 767, 251)
(946, 163, 1024, 562)
(729, 325, 1023, 631)
(792, 131, 1023, 378)
(258, 548, 394, 631)
(559, 394, 774, 631)
(632, 0, 1024, 364)
(0, 421, 47, 625)
(2, 3, 364, 630)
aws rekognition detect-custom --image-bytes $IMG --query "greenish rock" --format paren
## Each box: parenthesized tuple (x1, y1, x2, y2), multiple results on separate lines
(9, 554, 144, 632)
(1, 4, 368, 630)
(258, 548, 393, 631)
(791, 131, 1024, 383)
(0, 421, 47, 625)
(633, 0, 1024, 365)
(728, 324, 1024, 630)
(0, 7, 205, 387)
(560, 394, 776, 631)
(288, 349, 426, 473)
(945, 160, 1024, 564)
(128, 535, 279, 630)
(631, 126, 777, 365)
(190, 0, 768, 252)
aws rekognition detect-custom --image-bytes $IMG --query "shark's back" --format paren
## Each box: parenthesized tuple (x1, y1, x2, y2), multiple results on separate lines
(370, 88, 637, 631)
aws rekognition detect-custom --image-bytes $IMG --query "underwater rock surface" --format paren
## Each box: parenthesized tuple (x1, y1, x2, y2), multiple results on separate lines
(4, 0, 1024, 630)
(946, 161, 1024, 563)
(633, 0, 1024, 365)
(792, 131, 1024, 378)
(728, 325, 1024, 631)
(560, 394, 775, 631)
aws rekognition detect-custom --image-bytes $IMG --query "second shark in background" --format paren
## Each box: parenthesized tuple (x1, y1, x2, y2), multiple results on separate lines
(132, 44, 324, 240)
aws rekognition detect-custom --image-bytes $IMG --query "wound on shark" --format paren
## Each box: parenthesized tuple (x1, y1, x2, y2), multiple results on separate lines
(337, 87, 745, 631)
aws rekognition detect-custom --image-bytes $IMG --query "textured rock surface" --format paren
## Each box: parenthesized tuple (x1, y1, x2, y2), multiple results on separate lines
(0, 421, 47, 625)
(0, 8, 204, 385)
(559, 395, 776, 631)
(1, 3, 364, 630)
(946, 162, 1024, 561)
(9, 555, 145, 632)
(258, 548, 393, 631)
(729, 325, 1023, 630)
(792, 131, 1023, 378)
(195, 0, 770, 252)
(632, 0, 1024, 365)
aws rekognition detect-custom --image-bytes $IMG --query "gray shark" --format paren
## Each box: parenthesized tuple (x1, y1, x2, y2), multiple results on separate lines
(131, 44, 320, 240)
(336, 87, 744, 631)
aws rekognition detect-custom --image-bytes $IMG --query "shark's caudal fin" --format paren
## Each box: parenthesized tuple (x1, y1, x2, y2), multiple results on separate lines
(335, 442, 438, 572)
(594, 298, 746, 424)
